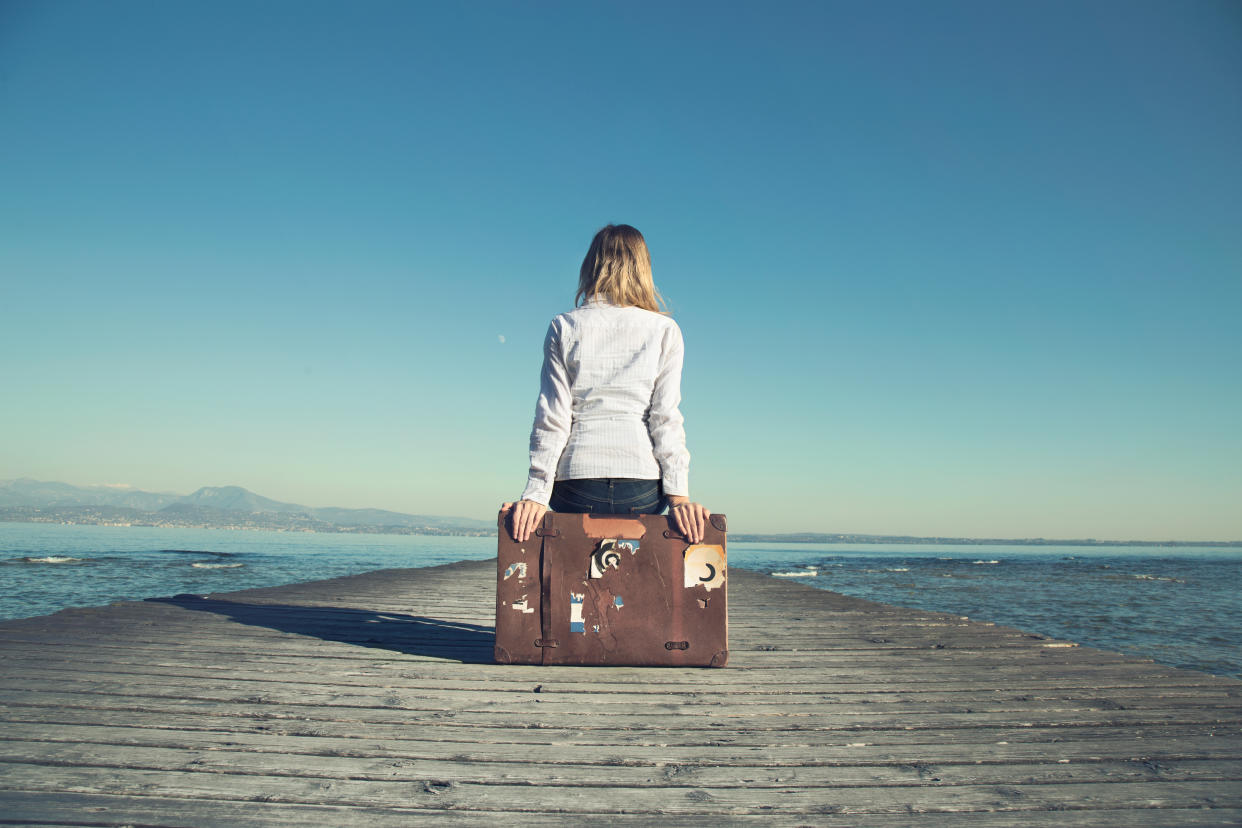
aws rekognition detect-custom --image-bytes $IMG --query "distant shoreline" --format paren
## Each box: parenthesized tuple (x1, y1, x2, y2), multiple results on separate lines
(7, 478, 1236, 547)
(1, 514, 1236, 547)
(0, 480, 493, 537)
(0, 512, 491, 538)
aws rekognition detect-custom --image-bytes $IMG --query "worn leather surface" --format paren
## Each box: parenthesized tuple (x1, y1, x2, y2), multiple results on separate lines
(495, 511, 728, 667)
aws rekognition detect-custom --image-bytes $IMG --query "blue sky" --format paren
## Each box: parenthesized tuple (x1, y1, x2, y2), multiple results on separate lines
(2, 1, 1239, 540)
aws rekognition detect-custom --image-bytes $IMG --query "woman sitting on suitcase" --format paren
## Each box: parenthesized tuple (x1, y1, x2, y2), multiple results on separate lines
(504, 224, 711, 545)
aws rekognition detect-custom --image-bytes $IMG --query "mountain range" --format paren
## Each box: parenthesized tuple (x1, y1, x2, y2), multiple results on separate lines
(5, 479, 1234, 546)
(0, 478, 491, 533)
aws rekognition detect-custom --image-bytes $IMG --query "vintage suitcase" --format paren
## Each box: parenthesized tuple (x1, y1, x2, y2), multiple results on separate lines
(495, 510, 728, 666)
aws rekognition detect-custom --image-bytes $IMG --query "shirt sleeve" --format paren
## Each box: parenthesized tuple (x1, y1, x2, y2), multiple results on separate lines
(647, 321, 690, 497)
(520, 320, 573, 505)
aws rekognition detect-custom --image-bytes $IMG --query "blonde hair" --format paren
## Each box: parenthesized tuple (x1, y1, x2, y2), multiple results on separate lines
(576, 224, 666, 313)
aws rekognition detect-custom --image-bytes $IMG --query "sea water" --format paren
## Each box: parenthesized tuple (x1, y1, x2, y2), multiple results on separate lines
(2, 523, 1238, 680)
(732, 542, 1242, 680)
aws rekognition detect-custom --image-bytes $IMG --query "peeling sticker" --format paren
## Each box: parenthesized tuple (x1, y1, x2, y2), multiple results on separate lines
(684, 545, 726, 591)
(511, 594, 535, 614)
(569, 592, 585, 633)
(592, 624, 600, 633)
(503, 562, 527, 580)
(614, 596, 624, 609)
(589, 539, 638, 578)
(697, 598, 709, 609)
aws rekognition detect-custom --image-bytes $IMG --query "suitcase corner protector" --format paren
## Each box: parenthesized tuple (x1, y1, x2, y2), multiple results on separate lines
(709, 649, 729, 668)
(494, 645, 513, 664)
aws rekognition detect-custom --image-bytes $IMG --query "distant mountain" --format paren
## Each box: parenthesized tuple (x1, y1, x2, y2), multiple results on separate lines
(178, 485, 304, 514)
(0, 478, 180, 511)
(0, 478, 491, 532)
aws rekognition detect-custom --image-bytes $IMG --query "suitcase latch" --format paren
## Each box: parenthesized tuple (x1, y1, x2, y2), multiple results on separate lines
(664, 641, 690, 651)
(534, 638, 559, 648)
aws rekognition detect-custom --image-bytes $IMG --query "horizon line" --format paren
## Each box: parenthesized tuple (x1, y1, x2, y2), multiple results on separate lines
(3, 477, 1238, 546)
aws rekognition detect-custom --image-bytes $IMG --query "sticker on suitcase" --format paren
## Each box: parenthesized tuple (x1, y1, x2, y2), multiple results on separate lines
(569, 592, 585, 632)
(684, 544, 726, 591)
(589, 538, 639, 579)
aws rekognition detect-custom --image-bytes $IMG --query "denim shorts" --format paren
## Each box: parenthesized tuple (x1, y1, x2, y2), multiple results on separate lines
(549, 478, 667, 515)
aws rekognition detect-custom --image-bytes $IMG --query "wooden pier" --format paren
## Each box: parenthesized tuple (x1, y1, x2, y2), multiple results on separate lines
(0, 559, 1239, 825)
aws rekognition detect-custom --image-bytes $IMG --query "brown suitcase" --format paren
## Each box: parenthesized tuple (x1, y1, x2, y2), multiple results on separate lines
(495, 510, 728, 666)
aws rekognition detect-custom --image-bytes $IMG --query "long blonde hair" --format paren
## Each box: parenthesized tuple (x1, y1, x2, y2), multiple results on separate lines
(576, 224, 666, 312)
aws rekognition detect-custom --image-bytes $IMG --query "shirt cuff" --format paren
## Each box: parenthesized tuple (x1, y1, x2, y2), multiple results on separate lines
(661, 470, 689, 499)
(520, 482, 552, 506)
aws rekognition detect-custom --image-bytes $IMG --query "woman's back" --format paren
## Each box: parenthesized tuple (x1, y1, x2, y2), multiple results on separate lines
(506, 224, 709, 545)
(541, 299, 687, 487)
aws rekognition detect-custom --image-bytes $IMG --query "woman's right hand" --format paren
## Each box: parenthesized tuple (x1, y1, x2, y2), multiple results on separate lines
(501, 500, 548, 543)
(667, 496, 710, 544)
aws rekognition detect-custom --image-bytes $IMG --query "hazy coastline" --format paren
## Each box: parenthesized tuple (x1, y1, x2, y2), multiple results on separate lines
(3, 479, 1236, 546)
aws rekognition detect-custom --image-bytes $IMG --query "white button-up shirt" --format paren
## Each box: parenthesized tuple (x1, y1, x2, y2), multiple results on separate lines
(521, 298, 690, 505)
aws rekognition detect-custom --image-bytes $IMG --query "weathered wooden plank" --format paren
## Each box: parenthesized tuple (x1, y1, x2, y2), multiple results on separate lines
(2, 724, 1240, 770)
(0, 644, 1179, 684)
(1, 761, 1239, 815)
(3, 792, 1238, 828)
(3, 687, 1239, 732)
(2, 671, 1235, 716)
(2, 738, 1241, 790)
(4, 655, 1236, 702)
(2, 663, 1217, 705)
(0, 667, 1226, 702)
(4, 705, 1237, 749)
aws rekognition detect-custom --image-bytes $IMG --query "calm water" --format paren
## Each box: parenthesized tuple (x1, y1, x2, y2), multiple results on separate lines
(734, 542, 1242, 680)
(2, 523, 1238, 679)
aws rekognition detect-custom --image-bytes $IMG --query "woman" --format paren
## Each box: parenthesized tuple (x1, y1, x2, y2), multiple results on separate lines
(505, 224, 710, 544)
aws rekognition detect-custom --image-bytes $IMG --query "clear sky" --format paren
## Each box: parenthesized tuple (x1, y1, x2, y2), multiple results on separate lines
(2, 1, 1239, 540)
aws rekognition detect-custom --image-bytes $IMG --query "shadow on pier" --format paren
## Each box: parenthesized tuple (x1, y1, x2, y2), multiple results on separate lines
(148, 594, 496, 663)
